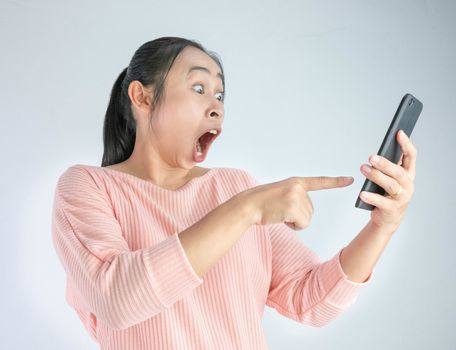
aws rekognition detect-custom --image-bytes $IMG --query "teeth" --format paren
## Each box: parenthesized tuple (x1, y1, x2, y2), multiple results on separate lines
(208, 129, 218, 135)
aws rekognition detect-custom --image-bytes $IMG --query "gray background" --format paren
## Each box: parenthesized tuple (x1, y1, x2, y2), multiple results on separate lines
(1, 0, 455, 349)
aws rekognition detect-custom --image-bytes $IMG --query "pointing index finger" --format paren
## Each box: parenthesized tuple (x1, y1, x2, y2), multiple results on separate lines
(300, 176, 354, 191)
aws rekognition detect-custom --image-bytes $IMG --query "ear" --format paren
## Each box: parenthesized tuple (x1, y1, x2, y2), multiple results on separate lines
(128, 81, 154, 115)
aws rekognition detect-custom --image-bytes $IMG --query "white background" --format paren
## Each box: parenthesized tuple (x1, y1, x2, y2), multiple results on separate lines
(1, 0, 455, 349)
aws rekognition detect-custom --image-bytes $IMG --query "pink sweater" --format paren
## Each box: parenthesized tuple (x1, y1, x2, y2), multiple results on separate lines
(51, 164, 372, 349)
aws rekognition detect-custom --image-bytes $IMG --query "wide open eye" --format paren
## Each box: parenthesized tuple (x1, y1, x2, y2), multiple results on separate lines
(192, 84, 204, 94)
(215, 91, 224, 102)
(193, 84, 224, 102)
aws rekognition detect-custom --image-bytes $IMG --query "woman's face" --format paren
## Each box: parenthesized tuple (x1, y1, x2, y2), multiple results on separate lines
(142, 46, 225, 170)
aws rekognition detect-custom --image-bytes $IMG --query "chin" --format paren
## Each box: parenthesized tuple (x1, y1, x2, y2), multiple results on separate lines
(181, 158, 197, 170)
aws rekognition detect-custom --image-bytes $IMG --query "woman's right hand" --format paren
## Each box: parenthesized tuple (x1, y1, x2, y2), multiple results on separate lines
(241, 176, 354, 231)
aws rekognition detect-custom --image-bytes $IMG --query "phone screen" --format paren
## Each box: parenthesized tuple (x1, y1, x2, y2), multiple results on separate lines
(355, 93, 423, 211)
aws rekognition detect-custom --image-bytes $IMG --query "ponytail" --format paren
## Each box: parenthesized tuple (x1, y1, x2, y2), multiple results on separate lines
(101, 67, 136, 167)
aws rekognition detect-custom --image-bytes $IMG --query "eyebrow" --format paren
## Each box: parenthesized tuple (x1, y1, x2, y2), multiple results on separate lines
(187, 66, 224, 84)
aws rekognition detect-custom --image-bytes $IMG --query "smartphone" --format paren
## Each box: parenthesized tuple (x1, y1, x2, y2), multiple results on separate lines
(355, 93, 423, 211)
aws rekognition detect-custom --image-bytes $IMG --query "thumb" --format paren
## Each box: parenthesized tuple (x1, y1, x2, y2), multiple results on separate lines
(300, 176, 354, 191)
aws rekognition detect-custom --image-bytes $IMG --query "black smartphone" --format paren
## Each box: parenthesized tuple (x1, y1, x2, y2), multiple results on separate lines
(355, 93, 423, 211)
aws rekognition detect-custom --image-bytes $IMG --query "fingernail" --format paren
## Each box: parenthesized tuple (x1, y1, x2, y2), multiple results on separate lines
(371, 155, 380, 164)
(362, 164, 371, 173)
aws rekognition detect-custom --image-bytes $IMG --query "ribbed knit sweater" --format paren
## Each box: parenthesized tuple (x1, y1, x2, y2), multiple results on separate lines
(51, 164, 372, 349)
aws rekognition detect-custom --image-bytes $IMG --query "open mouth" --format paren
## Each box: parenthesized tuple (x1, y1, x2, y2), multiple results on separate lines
(194, 128, 222, 161)
(196, 128, 221, 153)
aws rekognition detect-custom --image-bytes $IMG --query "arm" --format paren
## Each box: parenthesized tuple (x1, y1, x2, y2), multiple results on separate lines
(241, 171, 373, 327)
(52, 166, 254, 330)
(264, 223, 372, 327)
(340, 220, 394, 283)
(178, 190, 255, 278)
(52, 167, 202, 330)
(340, 129, 418, 283)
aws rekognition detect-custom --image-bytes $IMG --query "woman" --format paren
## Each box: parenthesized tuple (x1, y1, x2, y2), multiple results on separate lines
(51, 36, 417, 349)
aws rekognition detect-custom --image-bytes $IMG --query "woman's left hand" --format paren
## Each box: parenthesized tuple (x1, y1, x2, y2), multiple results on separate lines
(359, 129, 417, 233)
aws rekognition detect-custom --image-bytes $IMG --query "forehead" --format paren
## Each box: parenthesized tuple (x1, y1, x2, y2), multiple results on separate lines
(172, 46, 222, 81)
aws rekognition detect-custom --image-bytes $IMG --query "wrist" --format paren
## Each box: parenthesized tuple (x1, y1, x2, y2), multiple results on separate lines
(232, 190, 260, 227)
(367, 219, 397, 237)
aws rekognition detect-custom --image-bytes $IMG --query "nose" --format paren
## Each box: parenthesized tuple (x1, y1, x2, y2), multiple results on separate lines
(208, 101, 224, 120)
(210, 110, 222, 118)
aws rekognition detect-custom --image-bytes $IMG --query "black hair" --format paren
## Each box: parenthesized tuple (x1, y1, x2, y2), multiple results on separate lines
(101, 36, 225, 167)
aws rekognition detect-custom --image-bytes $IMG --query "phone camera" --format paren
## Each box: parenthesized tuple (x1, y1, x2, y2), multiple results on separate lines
(409, 99, 415, 106)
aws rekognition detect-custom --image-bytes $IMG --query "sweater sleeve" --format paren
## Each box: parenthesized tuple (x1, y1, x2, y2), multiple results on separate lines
(240, 170, 373, 327)
(51, 166, 203, 330)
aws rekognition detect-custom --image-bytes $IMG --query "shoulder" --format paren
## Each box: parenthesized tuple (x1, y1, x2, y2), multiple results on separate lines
(55, 164, 107, 195)
(53, 164, 116, 212)
(57, 164, 95, 182)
